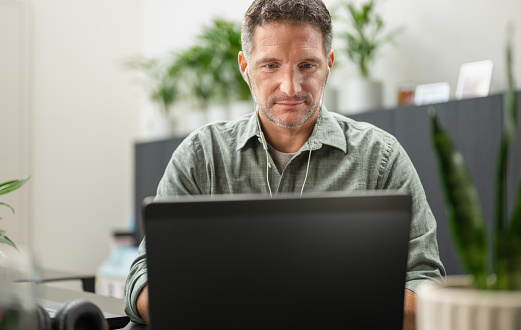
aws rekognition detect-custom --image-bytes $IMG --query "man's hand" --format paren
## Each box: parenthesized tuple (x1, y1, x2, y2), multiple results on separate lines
(403, 289, 417, 330)
(137, 285, 150, 323)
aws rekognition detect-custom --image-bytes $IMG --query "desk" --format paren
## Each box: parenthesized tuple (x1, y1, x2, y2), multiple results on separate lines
(35, 284, 132, 329)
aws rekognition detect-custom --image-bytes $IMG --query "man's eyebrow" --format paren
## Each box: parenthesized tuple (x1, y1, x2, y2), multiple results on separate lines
(301, 57, 323, 63)
(255, 57, 279, 65)
(255, 56, 323, 65)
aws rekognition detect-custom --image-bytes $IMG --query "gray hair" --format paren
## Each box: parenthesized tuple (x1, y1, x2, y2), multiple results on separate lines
(241, 0, 333, 59)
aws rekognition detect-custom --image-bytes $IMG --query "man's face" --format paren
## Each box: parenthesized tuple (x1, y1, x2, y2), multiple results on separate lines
(240, 23, 333, 128)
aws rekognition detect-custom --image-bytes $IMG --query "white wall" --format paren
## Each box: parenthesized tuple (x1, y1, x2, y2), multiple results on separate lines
(0, 0, 31, 258)
(30, 0, 141, 273)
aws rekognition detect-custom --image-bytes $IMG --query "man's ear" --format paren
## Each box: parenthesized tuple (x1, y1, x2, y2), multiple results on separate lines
(328, 49, 335, 72)
(238, 51, 249, 84)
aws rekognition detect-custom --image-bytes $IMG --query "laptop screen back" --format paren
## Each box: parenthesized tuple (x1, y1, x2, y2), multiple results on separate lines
(144, 192, 411, 329)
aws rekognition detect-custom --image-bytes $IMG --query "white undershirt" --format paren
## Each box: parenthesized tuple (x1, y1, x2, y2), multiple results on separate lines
(267, 142, 296, 174)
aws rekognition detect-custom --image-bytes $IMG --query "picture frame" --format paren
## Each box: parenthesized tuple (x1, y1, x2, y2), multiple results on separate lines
(414, 82, 451, 106)
(455, 60, 493, 99)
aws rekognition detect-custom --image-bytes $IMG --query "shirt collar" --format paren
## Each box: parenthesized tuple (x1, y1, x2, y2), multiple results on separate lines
(309, 107, 347, 153)
(236, 106, 347, 154)
(236, 111, 262, 151)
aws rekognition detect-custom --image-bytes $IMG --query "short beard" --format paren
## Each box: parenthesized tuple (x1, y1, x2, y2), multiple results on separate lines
(254, 92, 320, 128)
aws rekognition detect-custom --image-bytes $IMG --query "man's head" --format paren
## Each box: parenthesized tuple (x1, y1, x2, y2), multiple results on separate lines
(241, 0, 332, 60)
(239, 0, 334, 129)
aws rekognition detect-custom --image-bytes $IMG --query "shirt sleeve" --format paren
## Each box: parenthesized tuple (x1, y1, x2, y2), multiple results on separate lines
(380, 139, 446, 292)
(157, 133, 206, 197)
(123, 238, 149, 323)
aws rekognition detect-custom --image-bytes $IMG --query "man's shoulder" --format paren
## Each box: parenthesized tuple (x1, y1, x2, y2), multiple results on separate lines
(327, 111, 397, 145)
(182, 112, 254, 147)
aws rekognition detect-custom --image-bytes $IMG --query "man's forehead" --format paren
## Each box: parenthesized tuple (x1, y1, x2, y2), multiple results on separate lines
(250, 22, 325, 58)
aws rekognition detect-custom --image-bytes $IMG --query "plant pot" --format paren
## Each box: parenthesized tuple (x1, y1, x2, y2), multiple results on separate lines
(340, 78, 383, 114)
(417, 275, 521, 330)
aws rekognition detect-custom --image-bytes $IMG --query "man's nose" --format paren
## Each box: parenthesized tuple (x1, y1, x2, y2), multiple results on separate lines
(279, 68, 302, 96)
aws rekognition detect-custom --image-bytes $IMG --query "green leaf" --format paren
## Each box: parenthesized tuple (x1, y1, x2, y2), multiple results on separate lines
(507, 179, 521, 290)
(0, 177, 29, 252)
(0, 201, 15, 214)
(429, 108, 488, 289)
(0, 176, 30, 196)
(502, 27, 521, 290)
(494, 30, 518, 289)
(0, 230, 18, 251)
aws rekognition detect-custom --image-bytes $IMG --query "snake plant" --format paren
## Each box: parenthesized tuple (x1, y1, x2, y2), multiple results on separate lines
(430, 36, 521, 290)
(0, 177, 30, 251)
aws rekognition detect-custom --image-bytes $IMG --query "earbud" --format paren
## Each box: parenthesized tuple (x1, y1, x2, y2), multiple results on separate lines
(326, 66, 330, 83)
(245, 66, 252, 88)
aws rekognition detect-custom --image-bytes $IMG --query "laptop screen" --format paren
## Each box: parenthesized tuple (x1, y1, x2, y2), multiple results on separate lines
(144, 192, 411, 329)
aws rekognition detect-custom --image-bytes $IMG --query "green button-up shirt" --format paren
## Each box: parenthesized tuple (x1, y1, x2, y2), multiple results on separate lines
(124, 107, 446, 323)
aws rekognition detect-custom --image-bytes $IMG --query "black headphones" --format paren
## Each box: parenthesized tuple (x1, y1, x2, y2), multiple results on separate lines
(34, 299, 108, 330)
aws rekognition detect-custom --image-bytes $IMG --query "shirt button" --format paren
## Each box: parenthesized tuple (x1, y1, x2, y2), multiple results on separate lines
(268, 162, 272, 168)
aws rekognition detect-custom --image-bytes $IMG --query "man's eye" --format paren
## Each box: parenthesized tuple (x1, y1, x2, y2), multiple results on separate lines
(301, 63, 314, 69)
(264, 64, 276, 69)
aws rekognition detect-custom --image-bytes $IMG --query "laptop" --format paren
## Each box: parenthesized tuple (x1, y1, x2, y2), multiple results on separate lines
(143, 191, 412, 329)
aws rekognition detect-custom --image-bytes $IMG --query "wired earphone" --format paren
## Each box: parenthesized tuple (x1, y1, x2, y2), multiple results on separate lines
(245, 64, 330, 198)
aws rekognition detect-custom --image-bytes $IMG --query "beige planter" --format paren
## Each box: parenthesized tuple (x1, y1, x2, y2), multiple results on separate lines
(417, 275, 521, 330)
(340, 78, 383, 114)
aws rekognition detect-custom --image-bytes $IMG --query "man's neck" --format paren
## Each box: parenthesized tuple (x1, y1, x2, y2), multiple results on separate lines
(258, 111, 319, 153)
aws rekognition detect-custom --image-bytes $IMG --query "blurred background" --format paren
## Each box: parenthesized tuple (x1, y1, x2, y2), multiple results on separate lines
(1, 0, 520, 294)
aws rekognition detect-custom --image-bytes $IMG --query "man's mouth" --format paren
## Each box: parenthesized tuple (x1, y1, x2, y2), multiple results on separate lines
(276, 101, 305, 106)
(268, 94, 310, 108)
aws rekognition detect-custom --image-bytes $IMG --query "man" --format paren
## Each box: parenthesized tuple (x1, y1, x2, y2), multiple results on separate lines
(124, 0, 445, 329)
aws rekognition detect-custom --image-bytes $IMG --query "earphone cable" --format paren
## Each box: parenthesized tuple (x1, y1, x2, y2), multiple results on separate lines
(300, 140, 313, 197)
(265, 148, 273, 198)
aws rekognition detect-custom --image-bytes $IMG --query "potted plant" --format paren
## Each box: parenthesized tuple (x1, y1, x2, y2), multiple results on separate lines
(127, 18, 251, 135)
(0, 176, 30, 259)
(417, 35, 520, 330)
(334, 0, 402, 113)
(199, 18, 252, 119)
(125, 55, 180, 136)
(170, 18, 251, 122)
